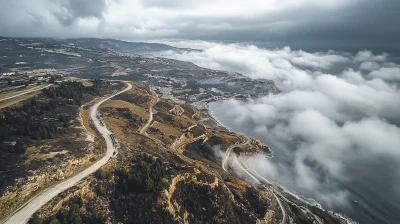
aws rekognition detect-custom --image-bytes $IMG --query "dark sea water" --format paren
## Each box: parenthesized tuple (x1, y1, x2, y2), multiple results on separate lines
(208, 101, 400, 224)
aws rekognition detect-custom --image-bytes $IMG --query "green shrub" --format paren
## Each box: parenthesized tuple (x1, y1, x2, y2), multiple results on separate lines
(117, 156, 166, 193)
(49, 219, 59, 224)
(14, 140, 26, 154)
(95, 168, 112, 180)
(93, 212, 108, 224)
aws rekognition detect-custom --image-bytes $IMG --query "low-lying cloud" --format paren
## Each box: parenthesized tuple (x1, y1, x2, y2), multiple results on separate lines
(160, 42, 400, 222)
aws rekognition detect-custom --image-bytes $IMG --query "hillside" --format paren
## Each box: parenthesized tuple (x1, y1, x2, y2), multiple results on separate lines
(64, 38, 183, 54)
(30, 82, 346, 224)
(0, 79, 125, 221)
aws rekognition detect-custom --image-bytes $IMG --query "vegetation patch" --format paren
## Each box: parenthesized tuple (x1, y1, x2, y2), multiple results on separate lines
(29, 196, 109, 224)
(116, 155, 166, 193)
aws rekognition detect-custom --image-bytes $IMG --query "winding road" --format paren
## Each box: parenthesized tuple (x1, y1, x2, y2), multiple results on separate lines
(1, 83, 132, 224)
(234, 155, 260, 184)
(239, 155, 322, 224)
(222, 138, 250, 172)
(233, 155, 288, 224)
(140, 105, 154, 134)
(243, 158, 287, 224)
(222, 142, 236, 172)
(140, 89, 159, 134)
(246, 159, 322, 224)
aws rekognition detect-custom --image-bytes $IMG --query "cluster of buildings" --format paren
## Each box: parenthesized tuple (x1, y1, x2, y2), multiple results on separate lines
(0, 69, 62, 93)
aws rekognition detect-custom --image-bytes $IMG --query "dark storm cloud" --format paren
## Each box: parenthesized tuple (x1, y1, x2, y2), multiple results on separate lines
(174, 0, 400, 46)
(280, 0, 400, 44)
(0, 0, 399, 46)
(52, 0, 107, 26)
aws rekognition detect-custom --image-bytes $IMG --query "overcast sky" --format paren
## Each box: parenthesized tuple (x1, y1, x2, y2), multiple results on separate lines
(0, 0, 399, 46)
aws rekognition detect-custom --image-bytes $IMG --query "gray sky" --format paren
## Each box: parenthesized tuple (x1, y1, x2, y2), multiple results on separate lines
(0, 0, 399, 46)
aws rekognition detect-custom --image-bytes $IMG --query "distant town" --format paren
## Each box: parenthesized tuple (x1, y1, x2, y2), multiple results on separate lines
(0, 37, 278, 109)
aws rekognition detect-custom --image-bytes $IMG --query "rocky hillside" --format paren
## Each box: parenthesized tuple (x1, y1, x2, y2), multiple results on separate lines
(30, 82, 346, 224)
(0, 79, 124, 221)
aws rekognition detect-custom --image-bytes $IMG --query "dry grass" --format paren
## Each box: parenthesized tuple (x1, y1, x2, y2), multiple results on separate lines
(0, 91, 39, 109)
(152, 122, 182, 139)
(102, 116, 128, 140)
(214, 131, 241, 145)
(24, 145, 69, 164)
(102, 100, 148, 120)
(81, 80, 93, 87)
(0, 85, 43, 99)
(28, 81, 290, 224)
(0, 80, 128, 221)
(225, 178, 248, 195)
(80, 101, 96, 136)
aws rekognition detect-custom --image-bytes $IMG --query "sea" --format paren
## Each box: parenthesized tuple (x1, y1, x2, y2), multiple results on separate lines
(208, 101, 400, 224)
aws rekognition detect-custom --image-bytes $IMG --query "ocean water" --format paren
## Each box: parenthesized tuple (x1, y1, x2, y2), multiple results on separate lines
(208, 101, 400, 224)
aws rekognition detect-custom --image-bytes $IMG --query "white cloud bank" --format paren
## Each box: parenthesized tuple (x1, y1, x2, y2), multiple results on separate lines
(159, 42, 400, 221)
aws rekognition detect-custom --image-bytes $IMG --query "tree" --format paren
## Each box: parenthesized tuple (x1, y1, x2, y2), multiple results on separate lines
(69, 204, 81, 217)
(0, 141, 7, 152)
(29, 214, 43, 224)
(49, 219, 60, 224)
(95, 168, 112, 180)
(0, 163, 5, 171)
(58, 114, 70, 128)
(73, 215, 82, 224)
(30, 99, 37, 107)
(14, 140, 26, 154)
(144, 178, 154, 192)
(93, 212, 108, 224)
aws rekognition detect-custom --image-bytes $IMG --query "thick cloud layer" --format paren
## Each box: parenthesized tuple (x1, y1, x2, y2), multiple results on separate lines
(0, 0, 399, 47)
(53, 0, 107, 26)
(161, 42, 400, 223)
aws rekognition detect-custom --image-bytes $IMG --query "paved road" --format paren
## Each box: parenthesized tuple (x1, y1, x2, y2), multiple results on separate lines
(236, 155, 288, 224)
(247, 165, 287, 224)
(272, 189, 288, 224)
(0, 84, 52, 102)
(222, 138, 250, 172)
(1, 83, 132, 224)
(234, 155, 260, 184)
(222, 143, 236, 172)
(246, 160, 323, 224)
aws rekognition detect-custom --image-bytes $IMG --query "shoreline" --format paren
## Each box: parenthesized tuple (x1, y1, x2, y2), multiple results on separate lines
(206, 99, 357, 224)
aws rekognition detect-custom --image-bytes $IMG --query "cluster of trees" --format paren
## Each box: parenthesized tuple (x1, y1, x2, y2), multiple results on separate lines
(0, 109, 60, 141)
(29, 197, 108, 224)
(42, 80, 103, 105)
(95, 168, 112, 180)
(24, 122, 58, 140)
(115, 107, 141, 121)
(117, 156, 165, 193)
(0, 140, 25, 154)
(14, 140, 25, 153)
(0, 80, 105, 154)
(58, 114, 70, 128)
(20, 98, 61, 116)
(0, 96, 64, 141)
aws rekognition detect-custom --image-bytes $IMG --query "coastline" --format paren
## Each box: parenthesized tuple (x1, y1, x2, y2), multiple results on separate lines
(206, 99, 357, 224)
